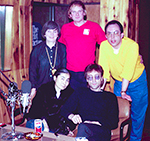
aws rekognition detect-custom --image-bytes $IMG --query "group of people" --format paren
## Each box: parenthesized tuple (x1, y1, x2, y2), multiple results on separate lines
(25, 1, 148, 141)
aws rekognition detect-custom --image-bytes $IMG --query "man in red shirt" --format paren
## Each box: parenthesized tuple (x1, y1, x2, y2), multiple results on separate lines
(59, 0, 106, 89)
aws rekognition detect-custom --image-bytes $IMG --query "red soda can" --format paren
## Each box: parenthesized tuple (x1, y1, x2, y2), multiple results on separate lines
(34, 119, 42, 133)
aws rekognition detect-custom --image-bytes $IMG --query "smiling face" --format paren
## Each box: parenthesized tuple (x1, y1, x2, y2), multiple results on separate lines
(45, 28, 58, 43)
(54, 73, 70, 92)
(106, 24, 124, 49)
(86, 70, 103, 92)
(69, 5, 86, 24)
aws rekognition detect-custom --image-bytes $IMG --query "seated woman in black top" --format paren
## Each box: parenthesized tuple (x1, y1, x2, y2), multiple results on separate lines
(25, 68, 74, 135)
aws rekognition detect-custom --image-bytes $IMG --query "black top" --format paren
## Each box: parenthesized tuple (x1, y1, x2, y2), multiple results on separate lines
(61, 87, 119, 130)
(26, 81, 74, 131)
(29, 41, 66, 89)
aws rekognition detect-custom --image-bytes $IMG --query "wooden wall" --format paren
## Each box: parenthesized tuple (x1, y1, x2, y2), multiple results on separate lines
(0, 0, 32, 90)
(0, 0, 32, 123)
(0, 0, 139, 123)
(100, 0, 129, 36)
(100, 0, 139, 42)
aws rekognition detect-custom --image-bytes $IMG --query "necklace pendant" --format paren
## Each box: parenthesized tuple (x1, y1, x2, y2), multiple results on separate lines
(52, 68, 57, 75)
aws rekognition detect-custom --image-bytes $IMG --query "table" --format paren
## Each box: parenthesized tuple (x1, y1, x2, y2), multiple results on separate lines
(0, 124, 75, 141)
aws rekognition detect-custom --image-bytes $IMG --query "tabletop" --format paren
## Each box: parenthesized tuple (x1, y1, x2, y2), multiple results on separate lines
(0, 124, 75, 141)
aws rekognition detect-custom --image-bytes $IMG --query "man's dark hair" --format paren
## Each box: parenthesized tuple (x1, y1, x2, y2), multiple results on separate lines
(68, 0, 87, 20)
(41, 21, 60, 39)
(84, 64, 104, 79)
(54, 68, 70, 78)
(105, 20, 123, 34)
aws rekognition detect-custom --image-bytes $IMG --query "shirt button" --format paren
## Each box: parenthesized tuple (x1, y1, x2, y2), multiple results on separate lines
(50, 56, 52, 58)
(50, 75, 52, 77)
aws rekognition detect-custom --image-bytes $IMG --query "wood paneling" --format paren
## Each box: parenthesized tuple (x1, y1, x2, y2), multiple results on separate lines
(0, 0, 14, 5)
(0, 0, 32, 124)
(128, 0, 139, 42)
(0, 0, 32, 72)
(86, 4, 100, 24)
(100, 0, 129, 36)
(12, 1, 32, 71)
(0, 99, 11, 123)
(4, 6, 13, 70)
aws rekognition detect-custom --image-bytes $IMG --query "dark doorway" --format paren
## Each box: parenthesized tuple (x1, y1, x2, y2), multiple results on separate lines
(32, 2, 69, 28)
(32, 2, 69, 47)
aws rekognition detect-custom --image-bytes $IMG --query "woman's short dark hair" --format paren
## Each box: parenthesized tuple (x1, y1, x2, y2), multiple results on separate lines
(54, 68, 70, 78)
(68, 0, 87, 20)
(41, 21, 60, 39)
(105, 20, 123, 34)
(84, 64, 104, 79)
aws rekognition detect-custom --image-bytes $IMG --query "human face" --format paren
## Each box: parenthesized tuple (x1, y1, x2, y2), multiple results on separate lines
(105, 24, 124, 49)
(69, 5, 86, 24)
(54, 73, 70, 92)
(86, 70, 103, 92)
(45, 28, 58, 43)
